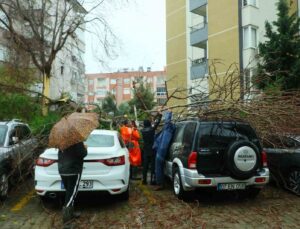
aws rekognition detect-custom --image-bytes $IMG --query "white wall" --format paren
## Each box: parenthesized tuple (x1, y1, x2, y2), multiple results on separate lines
(242, 0, 278, 69)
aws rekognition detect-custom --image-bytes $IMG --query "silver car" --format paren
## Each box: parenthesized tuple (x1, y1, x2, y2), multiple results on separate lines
(0, 119, 36, 200)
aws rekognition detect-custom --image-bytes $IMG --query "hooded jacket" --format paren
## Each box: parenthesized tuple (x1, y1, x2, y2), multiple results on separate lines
(58, 142, 87, 175)
(141, 114, 162, 156)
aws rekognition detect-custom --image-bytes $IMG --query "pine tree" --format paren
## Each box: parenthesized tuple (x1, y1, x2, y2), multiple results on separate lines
(129, 81, 155, 112)
(253, 0, 300, 91)
(102, 93, 118, 115)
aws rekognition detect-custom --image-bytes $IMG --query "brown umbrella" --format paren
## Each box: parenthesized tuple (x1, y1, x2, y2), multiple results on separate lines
(48, 112, 99, 150)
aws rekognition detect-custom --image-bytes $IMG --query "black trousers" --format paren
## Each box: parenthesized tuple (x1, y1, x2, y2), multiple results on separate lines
(142, 152, 156, 183)
(61, 174, 81, 207)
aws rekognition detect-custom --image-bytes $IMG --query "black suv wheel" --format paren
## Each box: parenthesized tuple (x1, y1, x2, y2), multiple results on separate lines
(226, 140, 260, 180)
(172, 167, 188, 200)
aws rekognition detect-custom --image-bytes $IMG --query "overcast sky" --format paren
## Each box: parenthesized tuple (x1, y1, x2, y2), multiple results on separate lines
(84, 0, 166, 74)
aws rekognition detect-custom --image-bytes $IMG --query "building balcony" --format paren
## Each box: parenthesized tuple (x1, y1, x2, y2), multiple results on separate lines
(190, 0, 207, 16)
(190, 22, 207, 48)
(190, 58, 208, 80)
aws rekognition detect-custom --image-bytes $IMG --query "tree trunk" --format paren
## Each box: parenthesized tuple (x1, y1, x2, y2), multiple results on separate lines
(42, 73, 50, 116)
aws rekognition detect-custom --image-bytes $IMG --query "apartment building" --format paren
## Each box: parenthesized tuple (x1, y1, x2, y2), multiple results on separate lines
(0, 0, 86, 103)
(166, 0, 299, 106)
(85, 67, 167, 106)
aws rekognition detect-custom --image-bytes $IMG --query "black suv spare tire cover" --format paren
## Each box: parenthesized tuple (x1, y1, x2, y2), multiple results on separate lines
(226, 140, 260, 180)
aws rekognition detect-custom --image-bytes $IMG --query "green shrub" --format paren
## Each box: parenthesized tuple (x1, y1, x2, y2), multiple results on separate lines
(0, 92, 41, 121)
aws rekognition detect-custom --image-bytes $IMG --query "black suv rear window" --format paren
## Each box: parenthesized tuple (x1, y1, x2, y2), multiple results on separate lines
(198, 123, 259, 148)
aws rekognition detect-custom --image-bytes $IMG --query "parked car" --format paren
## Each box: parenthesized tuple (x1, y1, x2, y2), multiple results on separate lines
(34, 129, 130, 200)
(0, 119, 36, 200)
(263, 135, 300, 195)
(165, 120, 269, 200)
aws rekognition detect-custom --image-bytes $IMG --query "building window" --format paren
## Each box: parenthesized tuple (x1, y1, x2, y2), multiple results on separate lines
(110, 79, 117, 84)
(243, 26, 257, 49)
(88, 79, 94, 85)
(244, 68, 252, 93)
(157, 76, 165, 85)
(156, 87, 166, 96)
(124, 78, 130, 84)
(97, 78, 106, 87)
(96, 89, 107, 96)
(243, 0, 257, 7)
(123, 88, 130, 95)
(111, 88, 116, 94)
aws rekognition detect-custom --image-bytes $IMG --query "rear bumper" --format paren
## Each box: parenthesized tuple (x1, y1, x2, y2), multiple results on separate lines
(34, 165, 129, 196)
(181, 168, 270, 191)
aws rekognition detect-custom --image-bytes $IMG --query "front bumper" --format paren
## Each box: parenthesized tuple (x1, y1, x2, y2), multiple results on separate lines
(182, 168, 270, 191)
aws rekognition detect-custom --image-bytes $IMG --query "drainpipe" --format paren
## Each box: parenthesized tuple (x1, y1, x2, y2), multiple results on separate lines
(238, 0, 244, 100)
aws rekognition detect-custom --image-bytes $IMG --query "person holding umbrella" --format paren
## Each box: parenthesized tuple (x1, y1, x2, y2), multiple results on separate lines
(49, 112, 98, 228)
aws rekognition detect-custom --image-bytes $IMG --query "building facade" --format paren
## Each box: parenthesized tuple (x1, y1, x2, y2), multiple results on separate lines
(166, 0, 299, 105)
(0, 0, 86, 103)
(85, 68, 167, 106)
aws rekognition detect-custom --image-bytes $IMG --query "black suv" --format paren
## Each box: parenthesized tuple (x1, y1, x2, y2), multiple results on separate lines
(165, 120, 269, 200)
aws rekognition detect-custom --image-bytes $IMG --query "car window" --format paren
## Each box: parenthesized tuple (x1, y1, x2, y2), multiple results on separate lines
(199, 123, 258, 148)
(9, 126, 20, 145)
(20, 125, 31, 140)
(172, 123, 185, 144)
(85, 134, 114, 147)
(182, 123, 196, 152)
(0, 125, 7, 146)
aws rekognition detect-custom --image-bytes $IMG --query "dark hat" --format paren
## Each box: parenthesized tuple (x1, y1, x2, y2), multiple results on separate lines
(143, 119, 151, 127)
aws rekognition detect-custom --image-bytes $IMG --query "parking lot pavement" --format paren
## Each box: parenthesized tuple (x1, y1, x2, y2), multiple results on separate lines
(1, 178, 300, 229)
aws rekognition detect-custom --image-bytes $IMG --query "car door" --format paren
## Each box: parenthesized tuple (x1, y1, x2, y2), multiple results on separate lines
(165, 123, 185, 177)
(6, 125, 23, 176)
(18, 125, 35, 172)
(196, 123, 224, 174)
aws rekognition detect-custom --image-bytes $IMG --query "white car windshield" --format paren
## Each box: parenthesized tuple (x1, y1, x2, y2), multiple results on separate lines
(0, 125, 7, 146)
(85, 134, 114, 147)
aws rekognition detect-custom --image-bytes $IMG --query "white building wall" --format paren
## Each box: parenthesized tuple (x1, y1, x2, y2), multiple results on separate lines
(49, 2, 86, 103)
(242, 0, 278, 69)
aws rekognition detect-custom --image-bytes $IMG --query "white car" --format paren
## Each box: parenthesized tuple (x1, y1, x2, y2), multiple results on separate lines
(34, 129, 130, 200)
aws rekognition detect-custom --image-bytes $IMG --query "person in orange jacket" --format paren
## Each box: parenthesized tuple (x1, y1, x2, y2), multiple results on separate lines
(120, 120, 141, 179)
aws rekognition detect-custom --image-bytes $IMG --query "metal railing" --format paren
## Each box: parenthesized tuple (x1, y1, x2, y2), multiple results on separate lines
(191, 57, 207, 66)
(190, 22, 206, 33)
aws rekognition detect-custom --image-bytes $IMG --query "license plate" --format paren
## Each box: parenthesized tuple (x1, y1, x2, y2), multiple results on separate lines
(217, 183, 246, 191)
(61, 180, 93, 190)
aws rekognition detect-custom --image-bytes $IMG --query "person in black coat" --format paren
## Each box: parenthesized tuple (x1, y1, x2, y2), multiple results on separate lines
(141, 112, 162, 185)
(58, 142, 87, 227)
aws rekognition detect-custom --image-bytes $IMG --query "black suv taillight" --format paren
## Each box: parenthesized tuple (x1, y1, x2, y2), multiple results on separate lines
(188, 151, 197, 169)
(262, 150, 267, 167)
